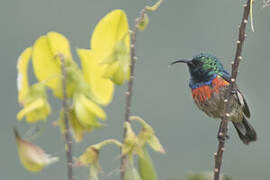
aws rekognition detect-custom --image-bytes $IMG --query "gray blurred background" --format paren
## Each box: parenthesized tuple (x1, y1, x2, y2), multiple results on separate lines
(2, 0, 270, 179)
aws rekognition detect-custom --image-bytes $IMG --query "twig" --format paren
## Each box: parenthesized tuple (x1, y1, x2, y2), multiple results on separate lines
(213, 1, 251, 180)
(59, 54, 74, 180)
(120, 8, 147, 180)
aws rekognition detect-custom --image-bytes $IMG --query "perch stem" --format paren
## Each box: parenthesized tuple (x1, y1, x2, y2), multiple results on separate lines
(214, 1, 251, 180)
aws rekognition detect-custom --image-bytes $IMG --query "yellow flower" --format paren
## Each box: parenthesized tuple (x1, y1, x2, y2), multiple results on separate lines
(56, 108, 93, 143)
(90, 9, 131, 85)
(74, 93, 106, 128)
(77, 48, 114, 105)
(32, 32, 78, 98)
(17, 47, 32, 104)
(17, 83, 51, 123)
(14, 128, 58, 172)
(102, 40, 130, 85)
(17, 47, 51, 123)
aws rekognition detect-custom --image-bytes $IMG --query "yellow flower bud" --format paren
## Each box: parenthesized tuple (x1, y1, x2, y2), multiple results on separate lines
(145, 0, 163, 11)
(137, 13, 149, 31)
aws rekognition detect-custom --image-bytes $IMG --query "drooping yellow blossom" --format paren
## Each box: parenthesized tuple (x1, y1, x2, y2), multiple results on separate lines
(77, 48, 114, 105)
(76, 145, 100, 180)
(76, 139, 122, 167)
(130, 116, 165, 153)
(17, 47, 32, 104)
(73, 93, 106, 128)
(122, 122, 144, 158)
(14, 128, 58, 172)
(76, 139, 122, 180)
(17, 83, 51, 123)
(17, 47, 51, 123)
(90, 9, 131, 85)
(32, 32, 76, 98)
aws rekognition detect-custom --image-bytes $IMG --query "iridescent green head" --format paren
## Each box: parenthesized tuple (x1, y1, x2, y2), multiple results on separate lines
(171, 53, 229, 83)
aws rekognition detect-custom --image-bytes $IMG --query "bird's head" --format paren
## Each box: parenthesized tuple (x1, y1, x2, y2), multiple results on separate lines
(171, 53, 226, 83)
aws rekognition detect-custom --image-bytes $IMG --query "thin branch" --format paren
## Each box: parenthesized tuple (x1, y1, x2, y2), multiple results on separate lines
(214, 1, 251, 180)
(59, 54, 74, 180)
(120, 8, 147, 180)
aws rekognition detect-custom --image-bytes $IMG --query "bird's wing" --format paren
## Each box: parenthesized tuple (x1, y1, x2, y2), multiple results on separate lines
(235, 89, 251, 118)
(219, 71, 251, 118)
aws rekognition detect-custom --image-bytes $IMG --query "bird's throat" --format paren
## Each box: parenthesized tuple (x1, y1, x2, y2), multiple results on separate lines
(189, 74, 217, 89)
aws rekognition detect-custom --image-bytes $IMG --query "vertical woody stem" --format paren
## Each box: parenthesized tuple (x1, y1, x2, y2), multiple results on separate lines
(120, 8, 146, 180)
(59, 54, 74, 180)
(214, 1, 251, 180)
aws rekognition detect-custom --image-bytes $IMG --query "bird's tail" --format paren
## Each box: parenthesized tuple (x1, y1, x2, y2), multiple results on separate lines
(232, 117, 257, 145)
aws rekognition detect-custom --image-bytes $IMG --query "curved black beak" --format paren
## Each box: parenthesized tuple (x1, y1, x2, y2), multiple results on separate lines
(170, 59, 191, 66)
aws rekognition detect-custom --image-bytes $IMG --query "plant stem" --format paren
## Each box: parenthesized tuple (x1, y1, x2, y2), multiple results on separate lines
(213, 1, 251, 180)
(120, 8, 146, 180)
(59, 54, 74, 180)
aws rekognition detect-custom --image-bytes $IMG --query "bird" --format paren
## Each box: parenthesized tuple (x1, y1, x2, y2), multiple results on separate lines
(171, 53, 257, 145)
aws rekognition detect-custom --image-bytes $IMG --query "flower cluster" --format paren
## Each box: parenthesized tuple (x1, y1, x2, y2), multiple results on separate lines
(16, 9, 130, 171)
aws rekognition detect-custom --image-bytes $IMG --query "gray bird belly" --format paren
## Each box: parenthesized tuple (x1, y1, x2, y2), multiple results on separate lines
(193, 88, 243, 122)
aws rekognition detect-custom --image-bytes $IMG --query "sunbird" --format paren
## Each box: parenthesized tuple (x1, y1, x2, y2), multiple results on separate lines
(171, 53, 257, 144)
